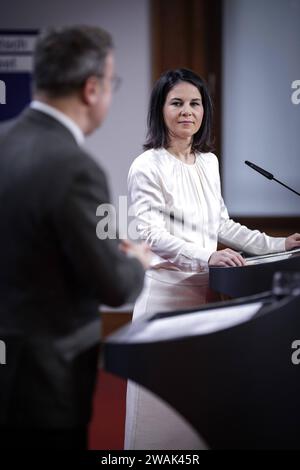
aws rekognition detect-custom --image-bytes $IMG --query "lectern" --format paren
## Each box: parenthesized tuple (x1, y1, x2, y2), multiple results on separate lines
(104, 293, 300, 449)
(209, 250, 300, 297)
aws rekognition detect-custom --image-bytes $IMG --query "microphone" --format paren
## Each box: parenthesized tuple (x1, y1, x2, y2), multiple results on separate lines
(245, 161, 273, 180)
(245, 160, 300, 197)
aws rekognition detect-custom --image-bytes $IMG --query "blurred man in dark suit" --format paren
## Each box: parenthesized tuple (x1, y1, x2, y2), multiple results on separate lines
(0, 25, 150, 449)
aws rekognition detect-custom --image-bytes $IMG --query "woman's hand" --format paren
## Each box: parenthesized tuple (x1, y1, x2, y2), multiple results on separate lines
(208, 248, 246, 267)
(285, 233, 300, 251)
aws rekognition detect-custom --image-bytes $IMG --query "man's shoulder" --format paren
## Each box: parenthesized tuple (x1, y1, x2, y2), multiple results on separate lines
(41, 148, 109, 213)
(42, 146, 107, 201)
(55, 144, 105, 174)
(0, 108, 108, 199)
(18, 109, 106, 179)
(0, 119, 15, 137)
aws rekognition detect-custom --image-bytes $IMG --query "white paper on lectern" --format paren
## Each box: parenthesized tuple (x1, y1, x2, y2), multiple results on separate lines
(245, 253, 293, 265)
(245, 247, 300, 266)
(124, 302, 263, 343)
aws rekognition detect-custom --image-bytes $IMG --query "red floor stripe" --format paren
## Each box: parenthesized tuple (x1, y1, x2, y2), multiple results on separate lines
(89, 369, 127, 450)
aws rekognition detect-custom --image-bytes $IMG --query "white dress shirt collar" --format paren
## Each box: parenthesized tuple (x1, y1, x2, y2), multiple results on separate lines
(30, 100, 85, 146)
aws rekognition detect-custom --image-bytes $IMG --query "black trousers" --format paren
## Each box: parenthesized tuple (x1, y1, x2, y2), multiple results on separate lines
(0, 427, 88, 449)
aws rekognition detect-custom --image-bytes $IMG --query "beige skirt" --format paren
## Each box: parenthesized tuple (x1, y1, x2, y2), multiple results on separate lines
(124, 268, 218, 450)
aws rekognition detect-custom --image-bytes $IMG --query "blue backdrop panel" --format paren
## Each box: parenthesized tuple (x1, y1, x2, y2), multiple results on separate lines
(0, 72, 32, 121)
(0, 30, 38, 122)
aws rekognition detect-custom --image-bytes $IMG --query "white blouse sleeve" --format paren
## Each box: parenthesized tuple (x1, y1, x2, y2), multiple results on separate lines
(217, 186, 286, 255)
(128, 163, 212, 271)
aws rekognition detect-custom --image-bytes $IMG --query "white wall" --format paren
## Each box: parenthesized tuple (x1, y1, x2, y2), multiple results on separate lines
(0, 0, 150, 205)
(223, 0, 300, 216)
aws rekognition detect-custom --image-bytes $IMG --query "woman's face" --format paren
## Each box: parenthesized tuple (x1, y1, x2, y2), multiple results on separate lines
(163, 81, 204, 143)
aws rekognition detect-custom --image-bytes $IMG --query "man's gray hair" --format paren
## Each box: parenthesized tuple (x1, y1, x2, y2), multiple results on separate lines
(33, 25, 113, 97)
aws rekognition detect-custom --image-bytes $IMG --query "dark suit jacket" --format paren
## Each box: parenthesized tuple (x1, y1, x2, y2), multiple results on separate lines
(0, 108, 144, 428)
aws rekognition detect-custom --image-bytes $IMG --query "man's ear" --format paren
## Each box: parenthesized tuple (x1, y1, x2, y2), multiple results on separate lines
(81, 76, 100, 105)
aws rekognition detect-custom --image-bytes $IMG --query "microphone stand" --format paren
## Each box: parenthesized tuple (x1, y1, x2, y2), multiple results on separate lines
(272, 178, 300, 197)
(245, 160, 300, 197)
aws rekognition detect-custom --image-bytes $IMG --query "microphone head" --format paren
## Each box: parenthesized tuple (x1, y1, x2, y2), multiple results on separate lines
(245, 160, 273, 180)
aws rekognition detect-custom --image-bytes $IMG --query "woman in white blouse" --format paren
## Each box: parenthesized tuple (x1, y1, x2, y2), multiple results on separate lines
(125, 69, 300, 450)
